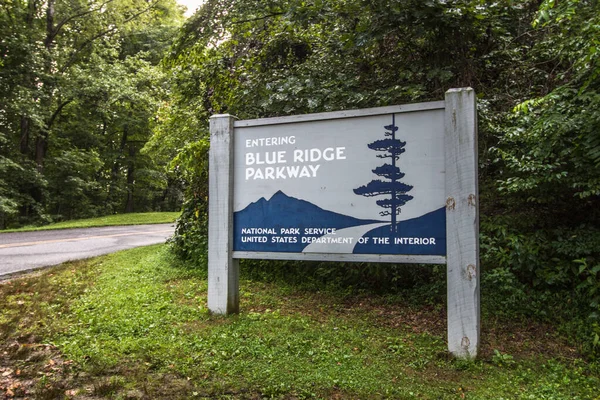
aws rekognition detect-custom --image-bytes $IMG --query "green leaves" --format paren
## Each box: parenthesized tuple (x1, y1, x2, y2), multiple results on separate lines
(0, 0, 185, 226)
(497, 0, 600, 204)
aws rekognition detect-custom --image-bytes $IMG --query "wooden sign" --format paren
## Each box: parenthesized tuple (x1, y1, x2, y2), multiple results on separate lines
(208, 88, 479, 358)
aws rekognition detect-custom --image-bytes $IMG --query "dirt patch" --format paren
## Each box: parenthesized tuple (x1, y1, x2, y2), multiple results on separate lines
(242, 286, 578, 362)
(0, 338, 78, 399)
(479, 318, 580, 360)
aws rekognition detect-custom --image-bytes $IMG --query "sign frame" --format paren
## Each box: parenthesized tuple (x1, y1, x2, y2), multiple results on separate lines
(207, 88, 479, 358)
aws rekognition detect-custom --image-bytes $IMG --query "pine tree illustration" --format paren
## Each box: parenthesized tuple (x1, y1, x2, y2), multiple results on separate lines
(353, 114, 413, 233)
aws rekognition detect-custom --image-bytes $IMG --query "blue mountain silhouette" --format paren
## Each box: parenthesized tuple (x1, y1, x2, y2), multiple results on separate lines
(234, 191, 381, 252)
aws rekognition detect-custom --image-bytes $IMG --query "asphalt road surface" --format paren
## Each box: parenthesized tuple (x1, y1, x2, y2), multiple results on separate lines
(0, 224, 175, 279)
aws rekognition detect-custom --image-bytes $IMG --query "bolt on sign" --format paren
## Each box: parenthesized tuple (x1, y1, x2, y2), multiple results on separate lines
(208, 88, 479, 359)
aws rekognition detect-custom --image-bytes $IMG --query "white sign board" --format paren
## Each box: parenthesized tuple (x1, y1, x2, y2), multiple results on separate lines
(233, 107, 446, 259)
(207, 88, 479, 359)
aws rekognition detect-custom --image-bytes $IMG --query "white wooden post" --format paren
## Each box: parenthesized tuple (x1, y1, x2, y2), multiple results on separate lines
(445, 88, 479, 358)
(208, 114, 239, 314)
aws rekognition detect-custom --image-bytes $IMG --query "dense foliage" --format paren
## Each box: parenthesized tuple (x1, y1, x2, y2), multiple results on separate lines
(0, 0, 185, 228)
(151, 0, 600, 357)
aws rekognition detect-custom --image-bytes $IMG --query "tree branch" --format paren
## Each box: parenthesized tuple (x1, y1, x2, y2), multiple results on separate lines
(50, 0, 116, 44)
(231, 12, 285, 25)
(46, 99, 73, 130)
(60, 1, 160, 73)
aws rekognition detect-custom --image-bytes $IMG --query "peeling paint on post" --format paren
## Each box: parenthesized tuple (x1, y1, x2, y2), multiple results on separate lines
(208, 114, 239, 314)
(445, 88, 479, 359)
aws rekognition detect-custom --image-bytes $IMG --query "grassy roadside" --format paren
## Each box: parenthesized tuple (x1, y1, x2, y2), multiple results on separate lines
(0, 212, 180, 233)
(1, 245, 599, 399)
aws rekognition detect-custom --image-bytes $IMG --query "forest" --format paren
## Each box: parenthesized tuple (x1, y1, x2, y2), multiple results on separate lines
(1, 0, 599, 356)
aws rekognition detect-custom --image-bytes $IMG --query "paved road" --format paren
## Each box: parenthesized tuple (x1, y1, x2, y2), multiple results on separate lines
(0, 224, 175, 279)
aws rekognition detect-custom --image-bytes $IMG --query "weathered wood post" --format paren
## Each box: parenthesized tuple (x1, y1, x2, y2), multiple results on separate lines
(444, 88, 479, 358)
(208, 114, 239, 314)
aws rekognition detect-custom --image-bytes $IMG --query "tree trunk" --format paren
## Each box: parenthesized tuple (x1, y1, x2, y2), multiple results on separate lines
(124, 143, 136, 213)
(19, 116, 30, 154)
(35, 135, 47, 172)
(106, 121, 128, 212)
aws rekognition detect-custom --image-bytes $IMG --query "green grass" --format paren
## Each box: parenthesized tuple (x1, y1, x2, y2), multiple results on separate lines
(1, 245, 599, 399)
(0, 212, 180, 233)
